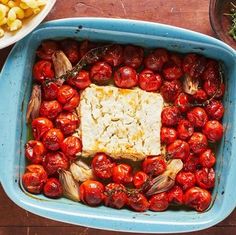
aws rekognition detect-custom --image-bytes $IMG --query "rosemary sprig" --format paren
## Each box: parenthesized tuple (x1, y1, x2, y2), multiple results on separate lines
(224, 2, 236, 40)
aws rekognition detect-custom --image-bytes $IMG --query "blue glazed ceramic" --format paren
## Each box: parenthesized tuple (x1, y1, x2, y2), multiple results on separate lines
(0, 18, 236, 233)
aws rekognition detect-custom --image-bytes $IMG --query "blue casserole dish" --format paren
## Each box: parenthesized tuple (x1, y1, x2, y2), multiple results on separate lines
(0, 18, 236, 233)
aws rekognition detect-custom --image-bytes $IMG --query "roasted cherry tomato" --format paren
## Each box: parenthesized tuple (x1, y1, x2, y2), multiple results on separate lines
(203, 120, 223, 142)
(33, 60, 54, 83)
(170, 53, 182, 67)
(123, 45, 144, 69)
(189, 56, 206, 78)
(36, 40, 59, 60)
(205, 100, 224, 120)
(183, 153, 200, 172)
(104, 183, 127, 209)
(114, 66, 138, 88)
(60, 39, 80, 64)
(161, 127, 177, 145)
(192, 89, 208, 103)
(184, 187, 211, 212)
(176, 171, 196, 190)
(142, 156, 166, 176)
(149, 192, 169, 211)
(144, 48, 169, 71)
(174, 93, 190, 113)
(67, 70, 91, 90)
(199, 149, 216, 168)
(79, 40, 96, 58)
(43, 178, 63, 198)
(42, 128, 64, 151)
(39, 100, 62, 120)
(182, 53, 198, 74)
(57, 85, 80, 111)
(112, 164, 133, 184)
(166, 140, 190, 161)
(203, 79, 224, 98)
(32, 117, 53, 140)
(79, 180, 104, 207)
(177, 119, 194, 140)
(42, 81, 59, 100)
(168, 185, 184, 204)
(138, 69, 162, 91)
(92, 152, 115, 179)
(43, 151, 69, 176)
(163, 62, 183, 81)
(61, 136, 82, 158)
(55, 112, 79, 136)
(188, 132, 208, 154)
(90, 61, 112, 84)
(103, 44, 123, 67)
(133, 171, 149, 189)
(195, 168, 215, 189)
(161, 106, 181, 126)
(25, 140, 45, 164)
(202, 60, 219, 81)
(187, 107, 208, 128)
(22, 164, 47, 194)
(160, 80, 182, 103)
(127, 193, 149, 212)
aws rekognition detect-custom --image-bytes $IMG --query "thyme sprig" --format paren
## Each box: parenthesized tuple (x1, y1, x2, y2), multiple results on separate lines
(224, 2, 236, 40)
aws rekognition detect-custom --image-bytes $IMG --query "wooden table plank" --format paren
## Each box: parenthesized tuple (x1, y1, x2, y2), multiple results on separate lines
(0, 0, 235, 234)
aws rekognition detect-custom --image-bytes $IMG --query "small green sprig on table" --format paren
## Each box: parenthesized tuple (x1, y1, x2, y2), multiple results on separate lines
(224, 2, 236, 40)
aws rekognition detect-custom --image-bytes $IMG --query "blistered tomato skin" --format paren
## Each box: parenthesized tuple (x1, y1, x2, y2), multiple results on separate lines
(42, 82, 59, 101)
(183, 153, 200, 172)
(36, 40, 59, 60)
(67, 70, 91, 90)
(205, 100, 224, 120)
(104, 183, 127, 209)
(168, 185, 184, 204)
(166, 140, 190, 162)
(60, 39, 80, 64)
(32, 117, 53, 140)
(127, 193, 149, 212)
(182, 53, 198, 73)
(22, 165, 47, 194)
(25, 140, 46, 164)
(189, 56, 206, 78)
(195, 168, 215, 189)
(114, 66, 138, 88)
(176, 171, 196, 190)
(43, 152, 69, 176)
(42, 128, 64, 151)
(112, 164, 133, 184)
(187, 107, 208, 128)
(149, 192, 169, 211)
(188, 132, 208, 154)
(174, 93, 190, 113)
(61, 136, 82, 158)
(177, 119, 194, 140)
(184, 187, 211, 212)
(103, 44, 123, 67)
(203, 120, 223, 142)
(55, 112, 79, 136)
(92, 152, 115, 179)
(161, 106, 181, 127)
(142, 156, 166, 176)
(90, 61, 112, 84)
(163, 62, 183, 81)
(199, 149, 216, 168)
(161, 127, 177, 145)
(192, 89, 208, 103)
(123, 45, 144, 69)
(39, 100, 62, 120)
(133, 171, 149, 188)
(138, 69, 162, 91)
(33, 60, 55, 83)
(160, 80, 182, 103)
(43, 178, 63, 198)
(80, 180, 104, 207)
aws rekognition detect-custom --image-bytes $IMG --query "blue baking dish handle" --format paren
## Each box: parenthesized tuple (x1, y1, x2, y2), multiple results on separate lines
(0, 18, 236, 233)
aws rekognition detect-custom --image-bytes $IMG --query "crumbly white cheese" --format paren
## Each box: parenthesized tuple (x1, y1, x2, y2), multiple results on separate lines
(76, 84, 164, 161)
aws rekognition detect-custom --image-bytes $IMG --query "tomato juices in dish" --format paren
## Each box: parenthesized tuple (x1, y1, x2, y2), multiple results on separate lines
(22, 39, 224, 212)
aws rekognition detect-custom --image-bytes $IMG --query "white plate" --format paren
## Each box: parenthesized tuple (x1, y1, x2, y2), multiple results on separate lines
(0, 0, 56, 49)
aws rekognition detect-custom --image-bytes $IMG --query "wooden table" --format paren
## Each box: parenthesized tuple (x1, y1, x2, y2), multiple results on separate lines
(0, 0, 235, 234)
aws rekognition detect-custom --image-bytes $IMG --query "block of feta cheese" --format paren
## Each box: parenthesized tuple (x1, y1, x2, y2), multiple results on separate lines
(76, 84, 164, 161)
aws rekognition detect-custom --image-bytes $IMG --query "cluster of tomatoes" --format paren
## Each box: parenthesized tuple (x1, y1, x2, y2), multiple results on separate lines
(22, 39, 224, 213)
